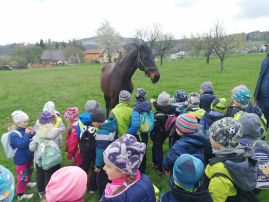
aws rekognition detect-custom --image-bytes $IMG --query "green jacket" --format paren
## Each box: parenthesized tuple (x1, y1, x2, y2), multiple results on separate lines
(111, 103, 132, 137)
(205, 162, 237, 202)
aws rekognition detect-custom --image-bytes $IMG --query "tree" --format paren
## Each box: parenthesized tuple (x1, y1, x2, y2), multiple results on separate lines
(203, 30, 216, 64)
(39, 39, 45, 49)
(62, 39, 85, 64)
(189, 34, 204, 57)
(12, 44, 43, 64)
(96, 20, 122, 63)
(154, 33, 175, 66)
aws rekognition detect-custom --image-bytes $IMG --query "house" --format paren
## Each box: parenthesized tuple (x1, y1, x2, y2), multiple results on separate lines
(41, 50, 65, 65)
(84, 49, 120, 63)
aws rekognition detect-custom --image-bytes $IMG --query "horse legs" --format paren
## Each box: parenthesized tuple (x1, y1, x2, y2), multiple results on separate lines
(104, 95, 111, 117)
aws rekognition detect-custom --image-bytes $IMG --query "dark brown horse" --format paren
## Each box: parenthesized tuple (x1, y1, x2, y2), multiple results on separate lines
(100, 42, 160, 115)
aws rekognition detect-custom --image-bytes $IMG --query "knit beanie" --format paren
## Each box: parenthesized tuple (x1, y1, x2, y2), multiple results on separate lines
(239, 113, 261, 141)
(39, 111, 54, 124)
(11, 110, 29, 124)
(173, 154, 204, 191)
(211, 98, 227, 113)
(135, 88, 147, 102)
(231, 85, 249, 94)
(200, 81, 213, 93)
(187, 92, 200, 109)
(104, 134, 146, 175)
(157, 91, 171, 106)
(43, 101, 56, 115)
(173, 90, 188, 103)
(209, 117, 243, 148)
(119, 90, 131, 103)
(175, 113, 198, 135)
(232, 88, 250, 105)
(85, 100, 100, 113)
(91, 108, 106, 123)
(0, 165, 15, 202)
(46, 166, 87, 202)
(64, 107, 79, 122)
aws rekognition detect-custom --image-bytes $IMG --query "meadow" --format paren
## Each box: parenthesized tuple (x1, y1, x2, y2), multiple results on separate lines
(0, 53, 268, 201)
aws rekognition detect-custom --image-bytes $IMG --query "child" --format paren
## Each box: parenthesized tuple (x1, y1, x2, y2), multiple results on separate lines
(199, 81, 216, 112)
(92, 108, 117, 198)
(205, 117, 258, 202)
(187, 92, 205, 122)
(161, 154, 212, 202)
(9, 110, 36, 200)
(79, 99, 100, 125)
(128, 88, 153, 173)
(163, 113, 210, 181)
(45, 166, 87, 202)
(101, 134, 156, 202)
(110, 90, 132, 137)
(64, 107, 83, 166)
(0, 165, 15, 202)
(29, 111, 61, 199)
(150, 91, 176, 175)
(172, 90, 188, 115)
(34, 101, 65, 148)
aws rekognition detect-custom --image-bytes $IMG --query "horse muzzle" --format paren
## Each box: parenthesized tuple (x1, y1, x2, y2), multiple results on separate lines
(146, 70, 160, 83)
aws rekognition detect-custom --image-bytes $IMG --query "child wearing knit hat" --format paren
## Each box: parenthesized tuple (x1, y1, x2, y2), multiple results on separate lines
(9, 110, 36, 200)
(101, 134, 156, 202)
(163, 113, 210, 180)
(187, 92, 206, 121)
(199, 81, 216, 112)
(0, 165, 15, 202)
(29, 111, 62, 199)
(172, 90, 188, 115)
(150, 91, 176, 176)
(161, 154, 212, 202)
(205, 117, 259, 202)
(64, 107, 83, 166)
(110, 90, 133, 137)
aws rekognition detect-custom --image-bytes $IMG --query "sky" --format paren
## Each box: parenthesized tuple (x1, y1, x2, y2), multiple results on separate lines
(0, 0, 269, 45)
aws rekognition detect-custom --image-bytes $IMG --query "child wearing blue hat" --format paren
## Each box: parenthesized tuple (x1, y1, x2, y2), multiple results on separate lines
(0, 165, 15, 202)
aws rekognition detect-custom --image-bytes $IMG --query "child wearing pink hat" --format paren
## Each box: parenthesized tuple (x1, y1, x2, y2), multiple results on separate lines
(45, 166, 87, 202)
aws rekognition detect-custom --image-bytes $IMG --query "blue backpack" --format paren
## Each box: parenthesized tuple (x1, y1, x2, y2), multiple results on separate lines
(139, 112, 154, 133)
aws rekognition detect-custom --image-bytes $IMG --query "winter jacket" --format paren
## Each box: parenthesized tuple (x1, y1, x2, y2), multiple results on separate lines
(10, 127, 34, 165)
(101, 174, 156, 202)
(128, 101, 152, 135)
(205, 147, 257, 202)
(150, 101, 176, 143)
(200, 92, 216, 112)
(111, 103, 132, 137)
(95, 118, 117, 168)
(161, 183, 212, 202)
(163, 132, 210, 172)
(66, 121, 83, 166)
(254, 55, 269, 102)
(198, 111, 225, 135)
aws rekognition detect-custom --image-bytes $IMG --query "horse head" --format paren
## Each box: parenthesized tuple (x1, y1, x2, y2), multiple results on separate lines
(135, 42, 160, 84)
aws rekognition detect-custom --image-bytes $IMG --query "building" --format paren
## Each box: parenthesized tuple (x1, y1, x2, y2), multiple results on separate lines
(84, 49, 120, 63)
(41, 50, 65, 65)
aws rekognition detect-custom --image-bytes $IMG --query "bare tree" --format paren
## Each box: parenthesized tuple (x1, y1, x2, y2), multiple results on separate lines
(203, 30, 216, 64)
(96, 20, 122, 63)
(154, 33, 175, 66)
(189, 34, 204, 57)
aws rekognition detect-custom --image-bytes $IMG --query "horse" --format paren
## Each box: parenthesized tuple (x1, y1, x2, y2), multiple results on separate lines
(100, 42, 160, 116)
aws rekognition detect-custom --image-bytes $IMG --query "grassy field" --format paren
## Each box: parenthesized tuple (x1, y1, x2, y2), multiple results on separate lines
(0, 54, 268, 201)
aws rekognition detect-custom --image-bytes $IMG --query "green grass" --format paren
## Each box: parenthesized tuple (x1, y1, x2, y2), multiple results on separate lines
(0, 54, 268, 201)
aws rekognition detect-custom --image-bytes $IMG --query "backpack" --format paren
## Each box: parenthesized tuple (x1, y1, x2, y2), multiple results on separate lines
(1, 130, 22, 159)
(38, 139, 62, 170)
(164, 114, 177, 135)
(79, 125, 96, 154)
(139, 111, 154, 133)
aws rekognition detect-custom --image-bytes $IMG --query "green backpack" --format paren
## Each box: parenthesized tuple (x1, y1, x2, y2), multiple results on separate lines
(139, 111, 154, 133)
(38, 139, 62, 170)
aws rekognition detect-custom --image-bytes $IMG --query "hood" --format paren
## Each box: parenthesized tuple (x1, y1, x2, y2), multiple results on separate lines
(181, 132, 210, 148)
(171, 183, 212, 201)
(79, 112, 91, 125)
(244, 105, 262, 118)
(215, 147, 257, 191)
(204, 111, 225, 125)
(134, 101, 152, 113)
(153, 101, 176, 114)
(99, 117, 117, 133)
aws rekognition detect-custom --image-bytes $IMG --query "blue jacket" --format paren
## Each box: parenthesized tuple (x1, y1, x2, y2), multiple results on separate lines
(254, 55, 269, 102)
(10, 127, 34, 165)
(198, 111, 225, 134)
(199, 92, 216, 112)
(161, 183, 212, 202)
(95, 118, 117, 168)
(101, 174, 156, 202)
(163, 132, 210, 172)
(128, 101, 152, 135)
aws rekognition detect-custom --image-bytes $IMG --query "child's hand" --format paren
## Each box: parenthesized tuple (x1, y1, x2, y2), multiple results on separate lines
(164, 169, 170, 176)
(95, 167, 101, 173)
(26, 127, 34, 135)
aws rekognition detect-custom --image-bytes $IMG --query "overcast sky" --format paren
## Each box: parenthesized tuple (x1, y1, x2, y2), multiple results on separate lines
(0, 0, 269, 45)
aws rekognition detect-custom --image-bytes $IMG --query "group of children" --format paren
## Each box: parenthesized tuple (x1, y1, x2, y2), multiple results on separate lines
(1, 81, 269, 202)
